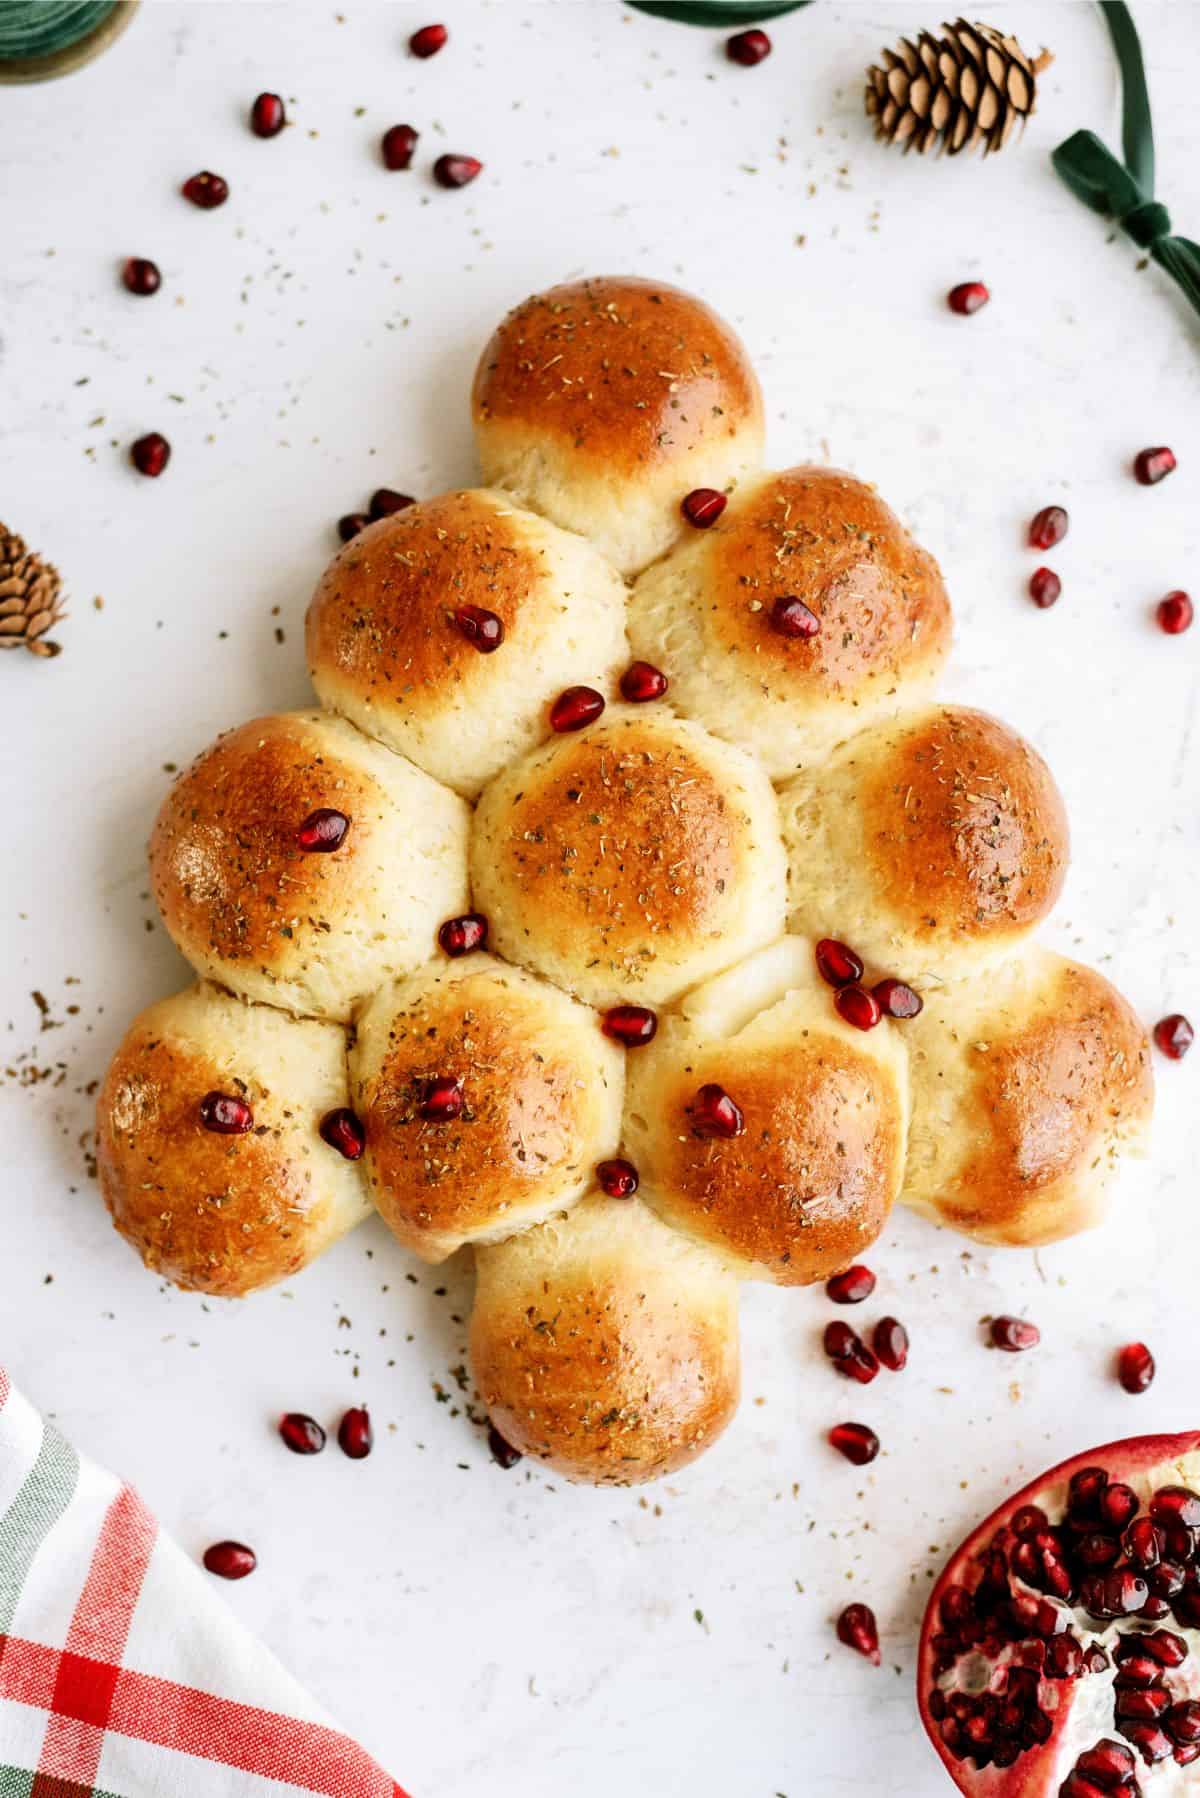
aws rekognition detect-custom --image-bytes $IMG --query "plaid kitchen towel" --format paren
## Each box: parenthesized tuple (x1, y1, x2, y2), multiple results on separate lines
(0, 1367, 409, 1797)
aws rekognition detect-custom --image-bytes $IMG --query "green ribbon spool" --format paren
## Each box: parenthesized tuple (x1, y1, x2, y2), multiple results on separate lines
(0, 1, 137, 81)
(627, 2, 810, 27)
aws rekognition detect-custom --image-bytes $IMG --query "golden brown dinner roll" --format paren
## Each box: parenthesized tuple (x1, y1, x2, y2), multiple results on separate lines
(779, 704, 1069, 981)
(628, 465, 952, 777)
(150, 710, 469, 1021)
(471, 276, 765, 577)
(624, 938, 909, 1283)
(470, 1192, 741, 1484)
(306, 489, 629, 799)
(901, 947, 1153, 1246)
(96, 982, 371, 1296)
(471, 705, 787, 1007)
(351, 955, 623, 1261)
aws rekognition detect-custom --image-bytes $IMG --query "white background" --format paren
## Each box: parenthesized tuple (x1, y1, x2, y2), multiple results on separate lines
(2, 3, 1198, 1793)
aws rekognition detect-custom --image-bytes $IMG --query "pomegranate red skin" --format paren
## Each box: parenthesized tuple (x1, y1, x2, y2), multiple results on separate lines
(918, 1431, 1200, 1796)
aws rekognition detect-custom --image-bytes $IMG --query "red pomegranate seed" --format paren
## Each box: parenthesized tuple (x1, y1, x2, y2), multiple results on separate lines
(1076, 1741, 1137, 1786)
(420, 1076, 463, 1122)
(488, 1423, 522, 1469)
(990, 1314, 1040, 1352)
(181, 171, 229, 209)
(770, 595, 820, 639)
(453, 604, 504, 653)
(1150, 1487, 1200, 1529)
(1029, 505, 1069, 550)
(826, 1265, 876, 1305)
(296, 807, 349, 852)
(947, 281, 989, 315)
(1029, 567, 1061, 609)
(814, 938, 863, 988)
(319, 1108, 365, 1161)
(198, 1091, 253, 1135)
(122, 256, 161, 296)
(433, 154, 482, 189)
(130, 432, 170, 477)
(1118, 1722, 1171, 1763)
(1167, 1702, 1200, 1745)
(829, 1422, 879, 1466)
(872, 978, 923, 1019)
(680, 487, 727, 528)
(438, 912, 488, 957)
(1069, 1466, 1108, 1516)
(872, 1317, 908, 1371)
(596, 1158, 639, 1198)
(1118, 1341, 1156, 1394)
(726, 27, 771, 65)
(381, 124, 418, 170)
(835, 984, 882, 1031)
(249, 92, 286, 137)
(619, 660, 669, 703)
(338, 512, 370, 542)
(1124, 1519, 1162, 1568)
(1045, 1633, 1083, 1678)
(337, 1406, 372, 1460)
(823, 1322, 879, 1384)
(369, 488, 415, 519)
(1133, 1630, 1188, 1667)
(203, 1540, 256, 1579)
(1134, 446, 1177, 486)
(409, 22, 447, 56)
(1011, 1504, 1049, 1539)
(835, 1602, 880, 1664)
(602, 1004, 658, 1048)
(1098, 1482, 1140, 1529)
(1157, 590, 1193, 635)
(1154, 1014, 1194, 1060)
(549, 685, 605, 732)
(278, 1412, 325, 1455)
(692, 1082, 744, 1138)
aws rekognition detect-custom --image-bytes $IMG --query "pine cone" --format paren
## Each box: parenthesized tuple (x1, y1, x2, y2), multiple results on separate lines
(0, 527, 66, 658)
(865, 18, 1052, 156)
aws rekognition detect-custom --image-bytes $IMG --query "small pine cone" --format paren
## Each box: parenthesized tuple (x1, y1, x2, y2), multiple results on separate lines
(0, 527, 66, 658)
(865, 18, 1052, 156)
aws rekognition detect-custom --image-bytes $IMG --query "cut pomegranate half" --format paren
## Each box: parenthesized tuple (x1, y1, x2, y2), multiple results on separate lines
(919, 1431, 1200, 1795)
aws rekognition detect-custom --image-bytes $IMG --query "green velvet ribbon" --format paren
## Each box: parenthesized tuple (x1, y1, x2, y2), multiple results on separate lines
(627, 2, 809, 27)
(0, 1, 118, 59)
(1052, 1, 1200, 317)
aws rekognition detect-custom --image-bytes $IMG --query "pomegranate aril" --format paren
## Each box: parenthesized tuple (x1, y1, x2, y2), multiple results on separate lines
(1125, 1517, 1161, 1568)
(381, 124, 418, 170)
(203, 1540, 255, 1579)
(369, 488, 415, 518)
(680, 487, 727, 528)
(823, 1321, 879, 1385)
(1134, 446, 1177, 486)
(692, 1082, 744, 1138)
(1157, 590, 1193, 635)
(433, 154, 482, 189)
(602, 1004, 658, 1048)
(938, 1584, 974, 1626)
(1148, 1560, 1185, 1598)
(1075, 1532, 1121, 1568)
(1166, 1702, 1200, 1745)
(1075, 1740, 1137, 1786)
(1151, 1486, 1200, 1529)
(1118, 1721, 1173, 1765)
(726, 26, 771, 65)
(1081, 1569, 1149, 1618)
(1114, 1653, 1164, 1688)
(825, 1265, 875, 1304)
(619, 660, 668, 703)
(420, 1076, 463, 1122)
(1083, 1645, 1111, 1674)
(1060, 1776, 1112, 1798)
(596, 1158, 638, 1198)
(1011, 1504, 1049, 1540)
(122, 256, 161, 296)
(770, 594, 820, 639)
(1116, 1687, 1170, 1722)
(338, 512, 370, 542)
(438, 912, 488, 957)
(1136, 1628, 1188, 1667)
(1098, 1482, 1139, 1530)
(872, 977, 923, 1019)
(198, 1091, 252, 1134)
(1044, 1633, 1082, 1679)
(453, 604, 504, 652)
(549, 685, 604, 733)
(278, 1412, 325, 1455)
(1028, 505, 1069, 550)
(181, 171, 229, 209)
(1154, 1013, 1194, 1060)
(319, 1108, 365, 1161)
(1029, 567, 1061, 609)
(1117, 1342, 1155, 1394)
(872, 1316, 908, 1371)
(250, 92, 286, 137)
(337, 1406, 372, 1460)
(814, 937, 863, 988)
(835, 1602, 879, 1664)
(835, 984, 882, 1031)
(487, 1423, 521, 1469)
(829, 1422, 879, 1466)
(947, 280, 989, 315)
(296, 807, 349, 852)
(131, 432, 170, 477)
(409, 22, 447, 56)
(990, 1315, 1040, 1352)
(1140, 1594, 1172, 1620)
(1069, 1465, 1109, 1516)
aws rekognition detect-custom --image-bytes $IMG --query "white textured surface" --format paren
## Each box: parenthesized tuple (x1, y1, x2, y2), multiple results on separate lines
(2, 4, 1198, 1793)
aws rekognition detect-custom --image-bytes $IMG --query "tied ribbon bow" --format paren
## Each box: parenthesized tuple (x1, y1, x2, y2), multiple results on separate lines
(1052, 1, 1200, 315)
